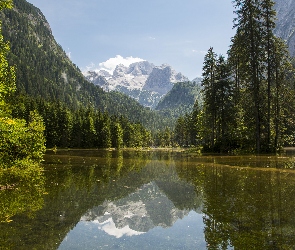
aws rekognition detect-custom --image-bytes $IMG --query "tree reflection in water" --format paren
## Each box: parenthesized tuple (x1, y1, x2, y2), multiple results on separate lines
(1, 150, 295, 249)
(0, 164, 45, 223)
(184, 165, 295, 249)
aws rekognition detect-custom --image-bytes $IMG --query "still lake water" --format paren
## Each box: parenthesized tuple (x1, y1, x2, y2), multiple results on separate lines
(2, 149, 295, 249)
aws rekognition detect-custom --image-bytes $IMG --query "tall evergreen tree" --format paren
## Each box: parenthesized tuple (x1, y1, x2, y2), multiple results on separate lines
(232, 0, 265, 152)
(111, 121, 123, 149)
(214, 55, 236, 151)
(229, 0, 294, 152)
(201, 47, 218, 150)
(261, 0, 276, 148)
(201, 49, 237, 152)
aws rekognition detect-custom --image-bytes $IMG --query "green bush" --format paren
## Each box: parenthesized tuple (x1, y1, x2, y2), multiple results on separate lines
(0, 111, 46, 169)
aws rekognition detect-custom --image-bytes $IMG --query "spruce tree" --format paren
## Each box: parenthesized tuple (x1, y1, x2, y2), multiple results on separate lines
(229, 0, 294, 152)
(201, 47, 218, 150)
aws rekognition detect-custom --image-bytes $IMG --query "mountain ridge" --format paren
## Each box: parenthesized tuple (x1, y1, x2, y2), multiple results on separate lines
(85, 61, 189, 108)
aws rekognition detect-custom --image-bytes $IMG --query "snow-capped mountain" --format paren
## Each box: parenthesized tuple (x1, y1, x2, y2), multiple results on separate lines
(85, 61, 189, 109)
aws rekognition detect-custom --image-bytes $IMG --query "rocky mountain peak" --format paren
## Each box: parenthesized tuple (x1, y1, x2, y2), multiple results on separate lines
(98, 69, 112, 79)
(85, 60, 189, 108)
(113, 64, 128, 78)
(126, 61, 154, 76)
(143, 65, 189, 96)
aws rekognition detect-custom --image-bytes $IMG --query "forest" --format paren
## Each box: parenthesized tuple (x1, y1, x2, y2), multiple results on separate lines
(1, 0, 295, 156)
(174, 0, 295, 153)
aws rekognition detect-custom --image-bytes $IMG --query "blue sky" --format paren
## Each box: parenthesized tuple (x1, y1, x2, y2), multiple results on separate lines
(27, 0, 235, 79)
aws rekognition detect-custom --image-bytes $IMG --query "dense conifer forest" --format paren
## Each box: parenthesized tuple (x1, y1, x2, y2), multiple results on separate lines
(175, 0, 295, 153)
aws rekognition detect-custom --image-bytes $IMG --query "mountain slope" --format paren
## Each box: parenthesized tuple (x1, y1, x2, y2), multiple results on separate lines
(155, 81, 202, 118)
(1, 0, 100, 108)
(274, 0, 295, 56)
(0, 0, 172, 131)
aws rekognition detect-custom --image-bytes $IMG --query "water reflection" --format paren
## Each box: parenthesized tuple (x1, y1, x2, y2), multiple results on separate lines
(1, 150, 295, 249)
(200, 166, 295, 249)
(81, 181, 192, 237)
(0, 164, 45, 223)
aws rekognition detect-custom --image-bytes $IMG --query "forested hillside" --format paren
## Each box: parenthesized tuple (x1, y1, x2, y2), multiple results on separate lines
(0, 0, 171, 132)
(155, 81, 202, 118)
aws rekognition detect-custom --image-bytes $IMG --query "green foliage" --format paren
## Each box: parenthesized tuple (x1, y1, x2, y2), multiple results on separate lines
(173, 101, 203, 148)
(201, 51, 237, 152)
(111, 122, 124, 149)
(0, 1, 46, 171)
(0, 111, 46, 168)
(11, 95, 153, 149)
(155, 81, 202, 119)
(227, 0, 295, 153)
(0, 0, 13, 11)
(0, 162, 45, 222)
(0, 26, 15, 117)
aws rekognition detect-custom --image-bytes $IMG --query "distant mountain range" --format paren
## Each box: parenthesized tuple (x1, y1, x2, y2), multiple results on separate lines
(85, 62, 189, 108)
(82, 0, 295, 111)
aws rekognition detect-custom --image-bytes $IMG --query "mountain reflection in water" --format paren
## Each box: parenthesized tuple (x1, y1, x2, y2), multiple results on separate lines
(2, 149, 295, 249)
(81, 181, 193, 237)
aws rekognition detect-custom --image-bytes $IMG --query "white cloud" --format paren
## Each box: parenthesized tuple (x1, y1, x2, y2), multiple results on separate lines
(83, 55, 145, 75)
(95, 218, 145, 238)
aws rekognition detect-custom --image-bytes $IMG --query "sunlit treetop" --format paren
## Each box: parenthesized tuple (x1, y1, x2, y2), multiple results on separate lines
(0, 0, 13, 11)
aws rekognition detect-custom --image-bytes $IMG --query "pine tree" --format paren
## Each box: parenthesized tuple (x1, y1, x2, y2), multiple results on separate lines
(261, 0, 276, 149)
(229, 0, 294, 152)
(214, 55, 236, 151)
(201, 47, 218, 150)
(232, 0, 265, 152)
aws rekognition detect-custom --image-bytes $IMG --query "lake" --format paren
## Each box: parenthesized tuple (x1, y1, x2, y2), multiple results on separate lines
(1, 149, 295, 249)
